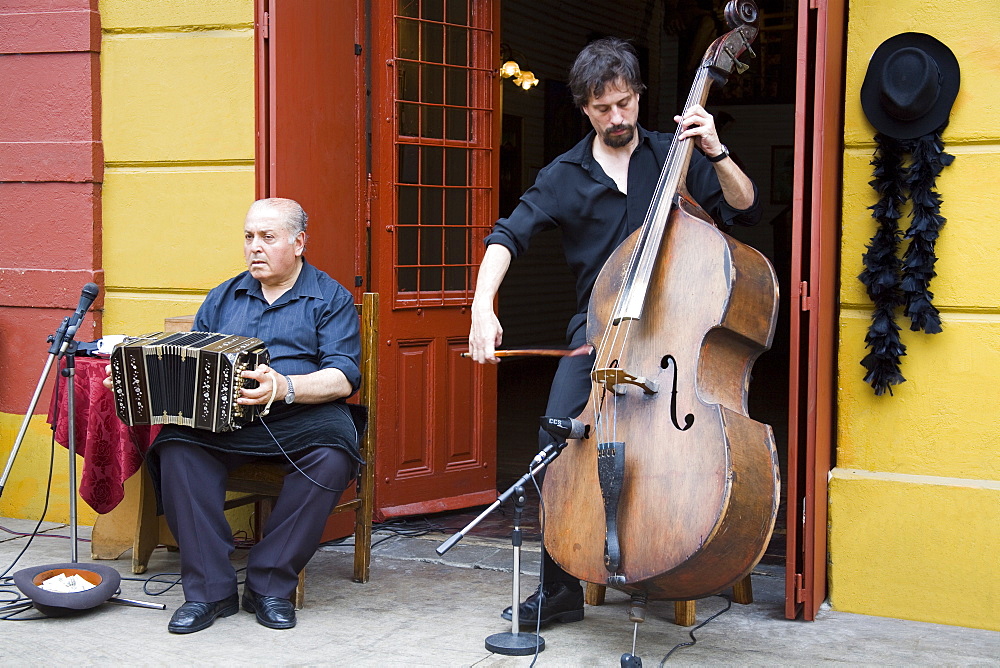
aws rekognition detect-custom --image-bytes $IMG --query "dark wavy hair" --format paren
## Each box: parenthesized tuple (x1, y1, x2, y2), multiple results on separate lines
(568, 37, 646, 108)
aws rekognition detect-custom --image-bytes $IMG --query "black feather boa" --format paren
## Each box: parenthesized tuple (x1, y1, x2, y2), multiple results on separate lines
(858, 127, 953, 395)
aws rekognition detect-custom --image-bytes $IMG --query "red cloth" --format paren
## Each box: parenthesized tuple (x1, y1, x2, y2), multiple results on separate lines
(47, 356, 159, 514)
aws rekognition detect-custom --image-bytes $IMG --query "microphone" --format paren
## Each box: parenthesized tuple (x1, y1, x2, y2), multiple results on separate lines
(67, 283, 100, 333)
(539, 416, 590, 440)
(54, 283, 100, 354)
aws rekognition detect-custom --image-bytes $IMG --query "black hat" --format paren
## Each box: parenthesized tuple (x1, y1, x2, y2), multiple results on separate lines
(861, 32, 960, 139)
(13, 563, 121, 617)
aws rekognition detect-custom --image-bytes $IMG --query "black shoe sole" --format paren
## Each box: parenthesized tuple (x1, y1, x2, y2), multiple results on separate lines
(501, 607, 585, 627)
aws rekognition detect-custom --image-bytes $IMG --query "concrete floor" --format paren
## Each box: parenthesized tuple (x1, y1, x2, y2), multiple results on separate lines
(1, 516, 997, 666)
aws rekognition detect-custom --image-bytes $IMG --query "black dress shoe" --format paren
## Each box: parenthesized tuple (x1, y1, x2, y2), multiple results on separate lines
(242, 587, 296, 629)
(501, 582, 584, 627)
(167, 593, 239, 634)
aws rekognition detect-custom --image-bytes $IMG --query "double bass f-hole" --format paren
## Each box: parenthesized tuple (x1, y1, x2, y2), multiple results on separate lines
(660, 354, 695, 431)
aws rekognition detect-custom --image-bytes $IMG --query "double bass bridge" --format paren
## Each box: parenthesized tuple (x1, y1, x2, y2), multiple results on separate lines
(592, 367, 659, 396)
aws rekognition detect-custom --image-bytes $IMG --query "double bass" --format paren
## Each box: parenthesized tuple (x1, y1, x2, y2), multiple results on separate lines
(541, 0, 780, 601)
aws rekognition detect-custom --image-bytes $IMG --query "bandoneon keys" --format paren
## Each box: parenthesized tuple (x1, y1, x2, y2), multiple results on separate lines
(110, 331, 270, 432)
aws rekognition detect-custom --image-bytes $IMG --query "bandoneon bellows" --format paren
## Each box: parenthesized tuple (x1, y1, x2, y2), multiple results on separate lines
(110, 332, 270, 432)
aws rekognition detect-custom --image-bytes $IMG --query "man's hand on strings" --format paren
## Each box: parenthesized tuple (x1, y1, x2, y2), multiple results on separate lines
(674, 104, 724, 158)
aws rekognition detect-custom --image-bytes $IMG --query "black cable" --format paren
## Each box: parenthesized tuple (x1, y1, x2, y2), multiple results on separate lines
(0, 601, 38, 620)
(658, 594, 733, 664)
(116, 566, 247, 599)
(121, 572, 184, 597)
(0, 523, 90, 542)
(258, 403, 358, 493)
(1, 402, 60, 580)
(318, 515, 471, 550)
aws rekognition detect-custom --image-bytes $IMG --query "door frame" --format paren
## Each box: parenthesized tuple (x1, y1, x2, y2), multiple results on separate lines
(785, 0, 845, 620)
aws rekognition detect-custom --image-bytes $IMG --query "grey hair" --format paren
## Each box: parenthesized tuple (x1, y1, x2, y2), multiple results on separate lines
(568, 37, 646, 108)
(248, 197, 308, 243)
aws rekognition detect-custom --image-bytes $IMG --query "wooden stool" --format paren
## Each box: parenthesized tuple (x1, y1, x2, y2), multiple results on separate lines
(584, 574, 754, 626)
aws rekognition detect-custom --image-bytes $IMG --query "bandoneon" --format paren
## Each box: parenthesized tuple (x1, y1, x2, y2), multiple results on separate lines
(110, 331, 270, 432)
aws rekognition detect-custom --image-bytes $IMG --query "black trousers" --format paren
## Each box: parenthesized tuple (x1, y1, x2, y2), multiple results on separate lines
(157, 441, 354, 602)
(536, 322, 594, 588)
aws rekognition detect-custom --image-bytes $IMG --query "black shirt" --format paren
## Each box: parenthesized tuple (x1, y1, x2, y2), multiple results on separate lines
(484, 126, 761, 318)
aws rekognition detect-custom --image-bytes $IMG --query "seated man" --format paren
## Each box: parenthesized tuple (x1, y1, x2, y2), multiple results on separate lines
(106, 197, 362, 633)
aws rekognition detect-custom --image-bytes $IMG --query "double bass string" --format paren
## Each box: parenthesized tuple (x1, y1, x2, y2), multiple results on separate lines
(589, 66, 710, 447)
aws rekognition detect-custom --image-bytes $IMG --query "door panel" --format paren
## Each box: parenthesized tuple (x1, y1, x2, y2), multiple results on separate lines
(256, 0, 364, 291)
(369, 0, 499, 516)
(785, 0, 844, 621)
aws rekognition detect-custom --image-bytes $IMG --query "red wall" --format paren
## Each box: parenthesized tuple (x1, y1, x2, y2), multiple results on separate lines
(0, 1, 102, 413)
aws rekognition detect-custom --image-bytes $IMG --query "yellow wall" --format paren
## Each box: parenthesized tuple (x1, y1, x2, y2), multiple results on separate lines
(0, 413, 82, 523)
(835, 0, 1000, 630)
(101, 0, 255, 334)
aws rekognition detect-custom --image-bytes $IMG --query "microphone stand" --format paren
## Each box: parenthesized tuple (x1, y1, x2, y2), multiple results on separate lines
(437, 439, 569, 656)
(0, 292, 164, 615)
(0, 315, 85, 562)
(62, 341, 81, 562)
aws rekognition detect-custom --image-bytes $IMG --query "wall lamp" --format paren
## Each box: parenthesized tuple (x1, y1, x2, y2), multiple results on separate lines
(499, 43, 538, 90)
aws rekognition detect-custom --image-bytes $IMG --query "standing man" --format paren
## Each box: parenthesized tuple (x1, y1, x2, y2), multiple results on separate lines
(109, 198, 363, 633)
(467, 37, 762, 627)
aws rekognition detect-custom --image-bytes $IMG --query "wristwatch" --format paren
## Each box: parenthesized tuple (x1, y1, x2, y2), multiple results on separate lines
(283, 375, 295, 404)
(706, 144, 729, 163)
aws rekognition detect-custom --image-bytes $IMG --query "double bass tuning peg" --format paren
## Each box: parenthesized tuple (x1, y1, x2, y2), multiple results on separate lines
(724, 32, 757, 75)
(726, 48, 749, 75)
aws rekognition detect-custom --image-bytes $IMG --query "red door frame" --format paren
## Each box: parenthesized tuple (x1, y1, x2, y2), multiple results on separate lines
(785, 0, 845, 620)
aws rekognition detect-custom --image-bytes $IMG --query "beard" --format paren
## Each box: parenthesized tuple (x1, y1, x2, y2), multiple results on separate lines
(601, 123, 635, 148)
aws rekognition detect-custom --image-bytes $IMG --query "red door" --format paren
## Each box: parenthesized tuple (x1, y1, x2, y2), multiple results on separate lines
(367, 0, 498, 516)
(785, 0, 845, 620)
(255, 0, 365, 291)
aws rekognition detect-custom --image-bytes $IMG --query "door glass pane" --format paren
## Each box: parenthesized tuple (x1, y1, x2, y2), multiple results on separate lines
(397, 18, 419, 59)
(445, 0, 467, 25)
(445, 26, 469, 66)
(445, 109, 468, 141)
(421, 146, 443, 186)
(400, 102, 419, 137)
(422, 64, 444, 104)
(421, 187, 443, 225)
(398, 226, 418, 270)
(421, 22, 444, 64)
(422, 105, 443, 139)
(422, 0, 444, 23)
(397, 0, 419, 19)
(445, 148, 467, 186)
(398, 186, 419, 225)
(444, 227, 467, 263)
(398, 145, 419, 184)
(445, 187, 467, 225)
